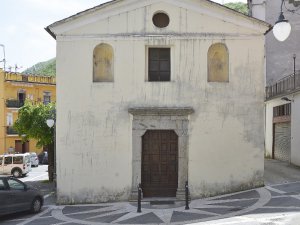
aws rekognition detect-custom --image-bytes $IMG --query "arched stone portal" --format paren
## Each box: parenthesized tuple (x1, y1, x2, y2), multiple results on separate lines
(129, 107, 194, 200)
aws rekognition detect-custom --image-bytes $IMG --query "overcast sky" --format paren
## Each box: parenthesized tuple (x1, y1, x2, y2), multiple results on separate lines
(0, 0, 247, 71)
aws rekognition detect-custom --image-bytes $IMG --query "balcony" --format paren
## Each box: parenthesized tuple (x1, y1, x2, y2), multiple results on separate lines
(266, 70, 300, 100)
(6, 99, 25, 108)
(5, 72, 56, 85)
(6, 126, 18, 135)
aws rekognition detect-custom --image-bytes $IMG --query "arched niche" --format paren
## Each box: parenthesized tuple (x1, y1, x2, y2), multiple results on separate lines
(207, 43, 229, 82)
(93, 43, 114, 82)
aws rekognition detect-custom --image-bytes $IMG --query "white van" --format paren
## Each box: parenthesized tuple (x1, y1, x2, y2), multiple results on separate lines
(0, 153, 31, 178)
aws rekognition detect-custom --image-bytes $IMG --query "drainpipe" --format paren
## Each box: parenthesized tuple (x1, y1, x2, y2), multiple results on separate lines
(293, 54, 296, 89)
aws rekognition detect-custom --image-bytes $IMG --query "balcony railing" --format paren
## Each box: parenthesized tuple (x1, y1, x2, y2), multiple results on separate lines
(6, 99, 25, 108)
(266, 70, 300, 100)
(5, 72, 56, 85)
(6, 126, 18, 135)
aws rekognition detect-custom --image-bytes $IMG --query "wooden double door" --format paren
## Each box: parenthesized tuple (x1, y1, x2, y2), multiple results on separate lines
(142, 130, 178, 197)
(15, 140, 29, 153)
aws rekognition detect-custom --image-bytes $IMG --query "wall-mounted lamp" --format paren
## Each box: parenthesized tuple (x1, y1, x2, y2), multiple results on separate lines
(281, 97, 294, 102)
(273, 0, 291, 42)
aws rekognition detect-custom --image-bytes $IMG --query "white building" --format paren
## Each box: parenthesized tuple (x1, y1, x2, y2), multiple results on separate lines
(47, 0, 269, 204)
(250, 0, 300, 166)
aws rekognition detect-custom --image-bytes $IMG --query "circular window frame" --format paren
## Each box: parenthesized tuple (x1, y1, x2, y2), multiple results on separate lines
(152, 12, 170, 28)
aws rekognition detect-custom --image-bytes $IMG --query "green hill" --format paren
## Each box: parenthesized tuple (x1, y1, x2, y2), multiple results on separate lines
(225, 2, 249, 15)
(23, 58, 56, 77)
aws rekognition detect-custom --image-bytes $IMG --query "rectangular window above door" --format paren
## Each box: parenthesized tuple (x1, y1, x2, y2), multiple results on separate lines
(148, 48, 170, 82)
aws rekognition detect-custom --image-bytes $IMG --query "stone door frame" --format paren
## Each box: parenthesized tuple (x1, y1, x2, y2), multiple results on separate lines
(128, 107, 194, 200)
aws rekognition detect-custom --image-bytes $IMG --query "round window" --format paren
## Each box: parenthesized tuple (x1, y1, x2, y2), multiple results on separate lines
(152, 12, 170, 28)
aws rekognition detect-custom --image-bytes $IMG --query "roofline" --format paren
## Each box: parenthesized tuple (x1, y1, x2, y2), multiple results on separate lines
(46, 0, 271, 39)
(46, 0, 119, 39)
(45, 27, 56, 40)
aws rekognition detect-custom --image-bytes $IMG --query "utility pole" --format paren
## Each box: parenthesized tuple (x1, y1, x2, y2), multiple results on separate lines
(0, 44, 6, 71)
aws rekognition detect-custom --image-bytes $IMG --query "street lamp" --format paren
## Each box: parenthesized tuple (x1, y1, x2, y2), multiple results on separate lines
(46, 119, 55, 128)
(46, 114, 56, 184)
(273, 0, 291, 42)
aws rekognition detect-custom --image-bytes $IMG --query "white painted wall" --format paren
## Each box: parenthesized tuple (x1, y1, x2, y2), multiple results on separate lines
(291, 93, 300, 165)
(52, 0, 268, 203)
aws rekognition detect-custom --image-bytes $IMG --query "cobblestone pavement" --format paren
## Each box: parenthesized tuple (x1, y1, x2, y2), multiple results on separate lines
(2, 181, 300, 225)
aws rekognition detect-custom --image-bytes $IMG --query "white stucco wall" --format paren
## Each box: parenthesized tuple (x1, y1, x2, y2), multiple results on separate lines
(265, 93, 300, 166)
(52, 0, 268, 203)
(291, 93, 300, 165)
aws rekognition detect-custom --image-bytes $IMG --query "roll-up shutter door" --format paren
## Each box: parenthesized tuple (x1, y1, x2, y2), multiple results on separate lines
(274, 122, 291, 162)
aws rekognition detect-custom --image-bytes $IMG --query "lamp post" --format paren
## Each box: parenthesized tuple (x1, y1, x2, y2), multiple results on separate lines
(46, 114, 56, 184)
(273, 0, 291, 42)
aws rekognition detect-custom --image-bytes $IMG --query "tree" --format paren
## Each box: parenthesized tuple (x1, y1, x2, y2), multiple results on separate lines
(14, 101, 56, 181)
(225, 2, 249, 15)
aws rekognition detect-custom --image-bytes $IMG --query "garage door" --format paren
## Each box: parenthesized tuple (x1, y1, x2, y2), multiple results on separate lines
(274, 122, 291, 162)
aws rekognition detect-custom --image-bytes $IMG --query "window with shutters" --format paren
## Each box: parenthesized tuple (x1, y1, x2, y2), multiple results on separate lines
(273, 104, 291, 117)
(43, 92, 51, 105)
(148, 48, 170, 82)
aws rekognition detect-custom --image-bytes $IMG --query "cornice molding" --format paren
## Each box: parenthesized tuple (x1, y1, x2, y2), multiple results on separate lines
(128, 107, 194, 116)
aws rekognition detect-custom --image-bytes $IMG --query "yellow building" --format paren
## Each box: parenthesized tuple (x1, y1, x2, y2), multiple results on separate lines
(0, 69, 56, 155)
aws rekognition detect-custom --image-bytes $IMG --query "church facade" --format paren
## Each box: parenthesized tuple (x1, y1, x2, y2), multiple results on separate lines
(47, 0, 270, 204)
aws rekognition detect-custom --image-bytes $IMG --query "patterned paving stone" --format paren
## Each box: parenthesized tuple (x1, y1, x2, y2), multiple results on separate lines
(246, 207, 300, 215)
(266, 197, 300, 207)
(214, 190, 259, 200)
(39, 211, 53, 218)
(273, 183, 300, 194)
(89, 212, 129, 223)
(60, 223, 82, 225)
(67, 210, 116, 220)
(0, 220, 23, 225)
(268, 190, 283, 197)
(195, 207, 242, 215)
(4, 184, 300, 225)
(27, 217, 63, 225)
(170, 211, 213, 223)
(118, 212, 163, 224)
(62, 205, 109, 214)
(208, 199, 258, 207)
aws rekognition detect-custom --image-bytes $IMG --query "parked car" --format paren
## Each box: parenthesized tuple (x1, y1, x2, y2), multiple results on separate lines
(38, 152, 48, 165)
(30, 152, 39, 167)
(0, 153, 31, 178)
(0, 175, 43, 216)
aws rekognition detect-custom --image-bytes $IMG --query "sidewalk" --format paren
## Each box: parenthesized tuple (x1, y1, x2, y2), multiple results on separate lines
(264, 159, 300, 185)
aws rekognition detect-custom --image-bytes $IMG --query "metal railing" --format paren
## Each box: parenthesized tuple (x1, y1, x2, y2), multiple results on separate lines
(266, 70, 300, 100)
(5, 72, 56, 84)
(6, 126, 18, 135)
(6, 99, 25, 108)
